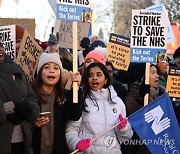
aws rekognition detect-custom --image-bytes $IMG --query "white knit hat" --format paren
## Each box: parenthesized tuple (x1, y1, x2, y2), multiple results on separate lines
(37, 53, 62, 74)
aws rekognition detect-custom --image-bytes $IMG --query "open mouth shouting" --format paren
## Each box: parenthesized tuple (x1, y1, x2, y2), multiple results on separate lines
(47, 75, 56, 80)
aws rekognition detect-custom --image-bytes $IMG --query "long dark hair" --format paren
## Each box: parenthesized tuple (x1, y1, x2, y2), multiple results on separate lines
(31, 65, 66, 104)
(81, 62, 114, 112)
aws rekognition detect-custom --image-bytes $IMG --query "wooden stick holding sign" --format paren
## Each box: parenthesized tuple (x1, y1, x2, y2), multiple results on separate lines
(73, 22, 78, 103)
(70, 121, 122, 154)
(144, 63, 150, 106)
(90, 4, 95, 34)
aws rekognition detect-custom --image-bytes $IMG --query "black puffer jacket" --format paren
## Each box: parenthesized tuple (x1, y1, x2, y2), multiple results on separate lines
(0, 55, 39, 154)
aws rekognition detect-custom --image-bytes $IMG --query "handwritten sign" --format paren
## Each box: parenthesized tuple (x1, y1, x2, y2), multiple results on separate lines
(58, 20, 90, 49)
(0, 25, 16, 60)
(107, 33, 130, 71)
(130, 10, 167, 63)
(16, 30, 42, 81)
(166, 67, 180, 98)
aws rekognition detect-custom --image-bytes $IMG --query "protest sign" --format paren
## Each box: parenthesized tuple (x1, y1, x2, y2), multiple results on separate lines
(56, 0, 91, 22)
(130, 10, 167, 63)
(128, 93, 180, 154)
(48, 0, 56, 14)
(57, 20, 90, 49)
(107, 33, 130, 71)
(0, 18, 35, 38)
(166, 67, 180, 98)
(0, 25, 16, 60)
(146, 4, 175, 43)
(16, 30, 42, 81)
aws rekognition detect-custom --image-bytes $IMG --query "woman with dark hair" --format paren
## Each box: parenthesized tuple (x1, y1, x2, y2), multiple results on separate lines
(125, 64, 165, 154)
(31, 53, 82, 154)
(66, 62, 133, 154)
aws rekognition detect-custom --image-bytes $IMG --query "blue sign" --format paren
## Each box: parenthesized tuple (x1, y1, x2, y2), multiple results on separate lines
(56, 4, 91, 22)
(130, 48, 165, 63)
(128, 93, 180, 154)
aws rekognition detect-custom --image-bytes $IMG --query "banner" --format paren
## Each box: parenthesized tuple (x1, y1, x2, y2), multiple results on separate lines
(166, 67, 180, 98)
(0, 25, 16, 60)
(16, 30, 42, 81)
(107, 33, 130, 71)
(128, 93, 180, 154)
(130, 10, 167, 63)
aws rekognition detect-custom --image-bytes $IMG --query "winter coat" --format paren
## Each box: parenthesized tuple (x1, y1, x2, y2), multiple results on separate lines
(0, 55, 39, 154)
(66, 86, 133, 154)
(125, 81, 165, 154)
(112, 77, 127, 102)
(32, 89, 82, 154)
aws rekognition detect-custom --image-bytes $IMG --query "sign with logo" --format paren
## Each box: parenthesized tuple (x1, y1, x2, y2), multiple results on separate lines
(130, 10, 167, 63)
(107, 33, 130, 71)
(166, 67, 180, 98)
(0, 25, 16, 60)
(128, 93, 180, 154)
(16, 30, 42, 81)
(56, 0, 91, 22)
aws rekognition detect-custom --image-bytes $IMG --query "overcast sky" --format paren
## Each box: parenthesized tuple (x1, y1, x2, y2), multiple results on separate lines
(0, 0, 106, 41)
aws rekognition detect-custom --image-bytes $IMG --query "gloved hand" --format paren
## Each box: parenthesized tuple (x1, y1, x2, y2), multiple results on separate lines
(76, 138, 91, 152)
(48, 32, 59, 45)
(118, 114, 128, 130)
(80, 37, 90, 49)
(139, 80, 150, 98)
(14, 101, 31, 119)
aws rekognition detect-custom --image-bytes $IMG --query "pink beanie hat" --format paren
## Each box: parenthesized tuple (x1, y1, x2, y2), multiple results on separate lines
(84, 50, 106, 65)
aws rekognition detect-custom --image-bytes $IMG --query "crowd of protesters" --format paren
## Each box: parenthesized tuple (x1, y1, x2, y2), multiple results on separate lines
(0, 24, 179, 154)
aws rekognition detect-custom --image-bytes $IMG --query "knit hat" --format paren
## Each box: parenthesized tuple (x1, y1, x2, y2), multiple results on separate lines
(129, 63, 146, 83)
(84, 49, 106, 65)
(37, 53, 62, 74)
(173, 47, 180, 59)
(16, 25, 25, 41)
(94, 46, 108, 58)
(90, 40, 106, 51)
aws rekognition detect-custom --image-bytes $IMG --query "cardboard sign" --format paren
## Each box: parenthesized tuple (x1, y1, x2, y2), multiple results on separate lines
(107, 33, 130, 71)
(130, 10, 167, 63)
(16, 30, 42, 81)
(166, 67, 180, 98)
(58, 20, 90, 49)
(0, 18, 35, 38)
(56, 0, 91, 22)
(0, 25, 16, 60)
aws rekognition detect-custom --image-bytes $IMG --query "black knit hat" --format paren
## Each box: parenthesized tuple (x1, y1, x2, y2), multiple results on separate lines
(90, 40, 106, 51)
(173, 47, 180, 59)
(129, 63, 146, 83)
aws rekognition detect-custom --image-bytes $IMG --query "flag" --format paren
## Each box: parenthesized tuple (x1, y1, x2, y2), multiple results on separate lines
(128, 93, 180, 154)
